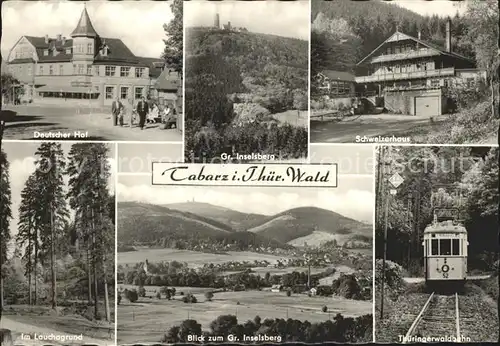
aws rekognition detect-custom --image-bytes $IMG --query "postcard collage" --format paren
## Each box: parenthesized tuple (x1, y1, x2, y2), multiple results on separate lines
(0, 0, 498, 345)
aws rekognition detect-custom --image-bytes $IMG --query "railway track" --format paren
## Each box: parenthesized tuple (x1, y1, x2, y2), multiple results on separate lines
(403, 292, 460, 343)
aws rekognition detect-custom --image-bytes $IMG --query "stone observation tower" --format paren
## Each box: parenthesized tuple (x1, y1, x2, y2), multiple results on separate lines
(214, 13, 220, 28)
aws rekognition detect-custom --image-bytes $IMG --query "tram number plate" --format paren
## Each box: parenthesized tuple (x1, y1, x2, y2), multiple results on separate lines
(443, 272, 449, 278)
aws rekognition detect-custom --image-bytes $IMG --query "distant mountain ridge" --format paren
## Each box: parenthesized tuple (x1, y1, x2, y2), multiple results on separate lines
(127, 201, 373, 247)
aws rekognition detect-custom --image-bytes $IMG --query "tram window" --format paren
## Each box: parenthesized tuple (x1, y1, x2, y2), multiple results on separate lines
(440, 239, 452, 255)
(431, 239, 438, 255)
(452, 239, 460, 255)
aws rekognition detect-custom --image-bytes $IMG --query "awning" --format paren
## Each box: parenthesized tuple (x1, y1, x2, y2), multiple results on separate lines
(36, 85, 99, 93)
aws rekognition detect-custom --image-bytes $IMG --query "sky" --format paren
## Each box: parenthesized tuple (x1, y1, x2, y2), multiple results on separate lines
(117, 144, 374, 223)
(184, 0, 309, 40)
(2, 141, 116, 252)
(1, 0, 173, 59)
(390, 0, 467, 17)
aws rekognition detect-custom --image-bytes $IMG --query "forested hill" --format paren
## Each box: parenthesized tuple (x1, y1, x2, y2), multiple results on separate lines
(186, 27, 308, 73)
(311, 0, 476, 74)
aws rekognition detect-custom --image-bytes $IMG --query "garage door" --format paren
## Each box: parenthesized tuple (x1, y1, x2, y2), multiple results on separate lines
(415, 96, 439, 116)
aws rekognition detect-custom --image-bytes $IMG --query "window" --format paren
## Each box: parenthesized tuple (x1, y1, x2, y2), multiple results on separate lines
(120, 67, 130, 77)
(43, 50, 48, 56)
(78, 64, 84, 75)
(120, 87, 129, 100)
(430, 79, 440, 87)
(73, 64, 77, 75)
(87, 65, 92, 75)
(59, 65, 64, 75)
(49, 65, 53, 75)
(105, 66, 116, 77)
(431, 239, 438, 255)
(134, 87, 144, 100)
(135, 67, 145, 78)
(87, 43, 93, 54)
(39, 66, 44, 75)
(66, 48, 71, 54)
(94, 66, 100, 76)
(27, 66, 32, 76)
(452, 239, 460, 256)
(105, 86, 114, 99)
(439, 239, 451, 256)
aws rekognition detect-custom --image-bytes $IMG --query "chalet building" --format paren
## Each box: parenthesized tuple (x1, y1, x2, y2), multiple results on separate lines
(5, 6, 165, 107)
(355, 19, 486, 116)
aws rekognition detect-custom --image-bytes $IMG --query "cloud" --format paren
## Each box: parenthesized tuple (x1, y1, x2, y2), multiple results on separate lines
(1, 0, 173, 58)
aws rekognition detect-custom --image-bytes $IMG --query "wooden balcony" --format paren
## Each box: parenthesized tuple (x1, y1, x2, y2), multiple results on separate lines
(355, 67, 455, 83)
(369, 48, 440, 64)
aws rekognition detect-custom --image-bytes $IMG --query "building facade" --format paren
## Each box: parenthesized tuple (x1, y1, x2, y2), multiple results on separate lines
(355, 19, 486, 116)
(6, 7, 164, 107)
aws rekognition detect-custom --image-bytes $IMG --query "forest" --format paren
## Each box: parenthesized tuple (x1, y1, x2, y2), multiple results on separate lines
(184, 28, 308, 162)
(374, 146, 498, 274)
(0, 142, 115, 324)
(162, 314, 372, 343)
(311, 0, 498, 77)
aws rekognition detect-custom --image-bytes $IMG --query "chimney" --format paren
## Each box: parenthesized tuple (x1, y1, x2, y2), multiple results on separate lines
(445, 18, 451, 52)
(45, 34, 49, 44)
(57, 34, 62, 41)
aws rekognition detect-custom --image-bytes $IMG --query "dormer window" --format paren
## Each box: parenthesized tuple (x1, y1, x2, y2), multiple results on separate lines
(44, 50, 49, 56)
(101, 46, 109, 57)
(66, 48, 72, 54)
(52, 49, 58, 57)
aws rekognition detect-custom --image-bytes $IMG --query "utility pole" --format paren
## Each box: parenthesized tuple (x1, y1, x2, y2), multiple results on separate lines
(379, 146, 387, 320)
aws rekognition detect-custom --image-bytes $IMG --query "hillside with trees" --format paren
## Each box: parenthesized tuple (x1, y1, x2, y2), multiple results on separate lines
(185, 27, 308, 162)
(375, 146, 498, 274)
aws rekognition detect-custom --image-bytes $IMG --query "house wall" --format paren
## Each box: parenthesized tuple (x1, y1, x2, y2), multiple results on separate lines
(384, 88, 443, 116)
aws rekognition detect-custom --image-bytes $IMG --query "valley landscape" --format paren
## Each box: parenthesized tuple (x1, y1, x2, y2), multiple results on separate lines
(117, 199, 373, 344)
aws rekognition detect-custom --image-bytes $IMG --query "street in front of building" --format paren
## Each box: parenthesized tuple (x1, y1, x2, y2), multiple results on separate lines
(1, 104, 182, 141)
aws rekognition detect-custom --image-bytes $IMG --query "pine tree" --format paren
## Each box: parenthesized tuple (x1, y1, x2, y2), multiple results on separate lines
(34, 142, 68, 309)
(0, 145, 12, 312)
(67, 143, 113, 321)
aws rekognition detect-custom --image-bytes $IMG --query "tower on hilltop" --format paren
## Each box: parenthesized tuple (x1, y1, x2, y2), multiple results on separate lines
(214, 13, 220, 28)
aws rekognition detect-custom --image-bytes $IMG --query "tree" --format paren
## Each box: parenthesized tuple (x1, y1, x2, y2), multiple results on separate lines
(67, 143, 113, 321)
(0, 140, 12, 312)
(15, 175, 40, 306)
(34, 142, 68, 310)
(205, 291, 214, 301)
(162, 0, 183, 74)
(0, 73, 22, 103)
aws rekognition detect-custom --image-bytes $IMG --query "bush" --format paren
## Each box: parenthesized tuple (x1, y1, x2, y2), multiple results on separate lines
(205, 291, 214, 301)
(182, 293, 197, 304)
(375, 259, 405, 290)
(286, 290, 291, 297)
(322, 305, 328, 312)
(117, 294, 122, 305)
(125, 289, 139, 303)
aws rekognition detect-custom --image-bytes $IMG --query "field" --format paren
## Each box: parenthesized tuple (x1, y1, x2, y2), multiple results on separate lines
(250, 266, 331, 277)
(118, 248, 297, 267)
(117, 289, 372, 344)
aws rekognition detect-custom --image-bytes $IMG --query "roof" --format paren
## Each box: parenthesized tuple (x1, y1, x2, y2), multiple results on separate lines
(8, 58, 35, 64)
(357, 30, 475, 66)
(93, 37, 139, 64)
(424, 220, 467, 234)
(155, 68, 181, 91)
(320, 70, 356, 82)
(71, 7, 98, 38)
(137, 57, 164, 78)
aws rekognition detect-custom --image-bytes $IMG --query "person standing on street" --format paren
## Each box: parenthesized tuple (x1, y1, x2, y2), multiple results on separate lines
(111, 96, 123, 126)
(136, 96, 149, 130)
